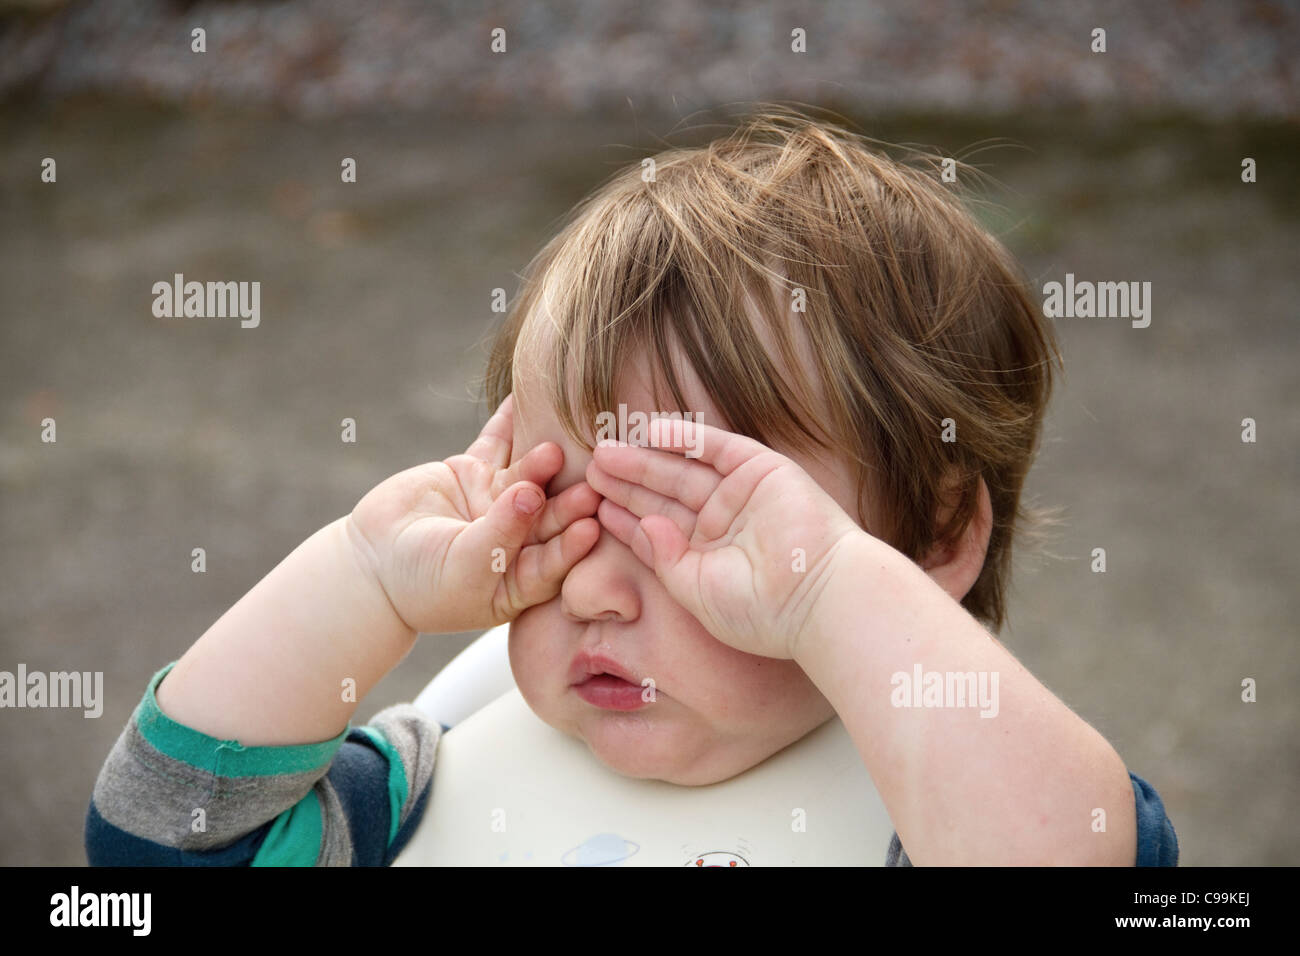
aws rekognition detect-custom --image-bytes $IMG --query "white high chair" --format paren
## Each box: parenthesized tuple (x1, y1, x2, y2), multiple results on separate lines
(411, 624, 515, 729)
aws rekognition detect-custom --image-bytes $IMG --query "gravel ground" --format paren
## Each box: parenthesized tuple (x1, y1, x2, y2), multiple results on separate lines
(1, 0, 1297, 119)
(0, 101, 1297, 866)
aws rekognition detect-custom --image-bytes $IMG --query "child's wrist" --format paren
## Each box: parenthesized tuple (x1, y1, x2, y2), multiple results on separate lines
(339, 514, 417, 638)
(790, 530, 915, 668)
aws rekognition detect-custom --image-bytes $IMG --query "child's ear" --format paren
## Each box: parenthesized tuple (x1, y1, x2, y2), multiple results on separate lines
(919, 476, 993, 602)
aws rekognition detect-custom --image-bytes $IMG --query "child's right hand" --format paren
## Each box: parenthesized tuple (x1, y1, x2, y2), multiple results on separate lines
(346, 395, 601, 634)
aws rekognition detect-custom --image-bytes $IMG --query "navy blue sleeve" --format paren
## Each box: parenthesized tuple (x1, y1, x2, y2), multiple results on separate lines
(1129, 771, 1179, 866)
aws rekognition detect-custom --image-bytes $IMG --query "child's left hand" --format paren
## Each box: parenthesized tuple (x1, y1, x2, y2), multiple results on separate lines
(586, 418, 872, 660)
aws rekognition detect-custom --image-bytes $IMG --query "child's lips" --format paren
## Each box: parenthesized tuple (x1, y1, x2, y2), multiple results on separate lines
(569, 652, 657, 710)
(573, 674, 651, 711)
(568, 651, 638, 686)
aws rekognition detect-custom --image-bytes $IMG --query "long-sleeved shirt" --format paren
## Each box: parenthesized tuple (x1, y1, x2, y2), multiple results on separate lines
(85, 661, 1179, 866)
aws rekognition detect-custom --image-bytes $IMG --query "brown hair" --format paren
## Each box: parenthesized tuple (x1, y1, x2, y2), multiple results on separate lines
(482, 105, 1062, 632)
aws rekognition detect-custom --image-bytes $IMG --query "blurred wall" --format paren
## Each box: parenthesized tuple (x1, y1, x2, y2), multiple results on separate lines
(1, 1, 1297, 866)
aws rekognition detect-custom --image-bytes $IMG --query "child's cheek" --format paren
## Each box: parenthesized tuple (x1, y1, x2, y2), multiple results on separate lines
(506, 607, 567, 698)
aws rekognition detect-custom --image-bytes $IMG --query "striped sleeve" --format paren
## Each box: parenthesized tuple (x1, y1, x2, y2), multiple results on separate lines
(885, 770, 1179, 866)
(85, 662, 441, 866)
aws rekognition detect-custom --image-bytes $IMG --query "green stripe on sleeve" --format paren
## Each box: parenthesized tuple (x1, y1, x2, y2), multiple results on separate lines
(356, 726, 409, 848)
(251, 789, 324, 866)
(136, 662, 350, 777)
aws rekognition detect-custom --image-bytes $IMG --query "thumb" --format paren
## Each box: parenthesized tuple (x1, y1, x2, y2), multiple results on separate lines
(460, 481, 544, 574)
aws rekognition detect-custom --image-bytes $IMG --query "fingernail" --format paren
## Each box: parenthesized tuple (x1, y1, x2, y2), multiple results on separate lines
(515, 489, 542, 515)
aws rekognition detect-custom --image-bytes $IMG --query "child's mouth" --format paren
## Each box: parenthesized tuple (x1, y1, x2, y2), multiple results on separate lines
(573, 674, 650, 711)
(569, 649, 656, 711)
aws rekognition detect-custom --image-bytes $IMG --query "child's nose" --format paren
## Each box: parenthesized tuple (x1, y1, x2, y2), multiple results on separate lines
(559, 525, 643, 624)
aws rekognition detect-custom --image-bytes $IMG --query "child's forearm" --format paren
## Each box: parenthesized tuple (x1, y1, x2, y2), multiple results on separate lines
(155, 516, 417, 747)
(795, 535, 1138, 866)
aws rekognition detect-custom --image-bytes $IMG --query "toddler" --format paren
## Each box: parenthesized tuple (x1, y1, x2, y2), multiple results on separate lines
(86, 107, 1178, 866)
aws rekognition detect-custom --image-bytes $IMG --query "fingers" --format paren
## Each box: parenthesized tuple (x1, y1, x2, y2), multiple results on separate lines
(466, 393, 570, 505)
(454, 479, 549, 583)
(530, 479, 600, 542)
(464, 394, 516, 468)
(594, 497, 655, 566)
(589, 440, 720, 512)
(640, 418, 770, 477)
(453, 476, 601, 622)
(594, 498, 692, 584)
(495, 440, 564, 497)
(637, 514, 693, 580)
(504, 517, 601, 611)
(585, 457, 699, 540)
(590, 428, 792, 544)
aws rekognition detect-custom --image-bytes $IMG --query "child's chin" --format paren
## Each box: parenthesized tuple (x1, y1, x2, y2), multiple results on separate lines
(579, 726, 731, 787)
(591, 752, 717, 786)
(575, 719, 676, 779)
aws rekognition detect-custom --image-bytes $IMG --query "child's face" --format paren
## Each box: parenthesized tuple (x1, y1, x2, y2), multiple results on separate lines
(506, 342, 869, 786)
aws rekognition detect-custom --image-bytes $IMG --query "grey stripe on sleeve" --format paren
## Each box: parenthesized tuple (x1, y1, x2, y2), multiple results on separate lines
(92, 718, 332, 852)
(886, 831, 913, 866)
(362, 704, 441, 828)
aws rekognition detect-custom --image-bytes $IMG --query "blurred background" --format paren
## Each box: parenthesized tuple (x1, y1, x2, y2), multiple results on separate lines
(1, 0, 1296, 866)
